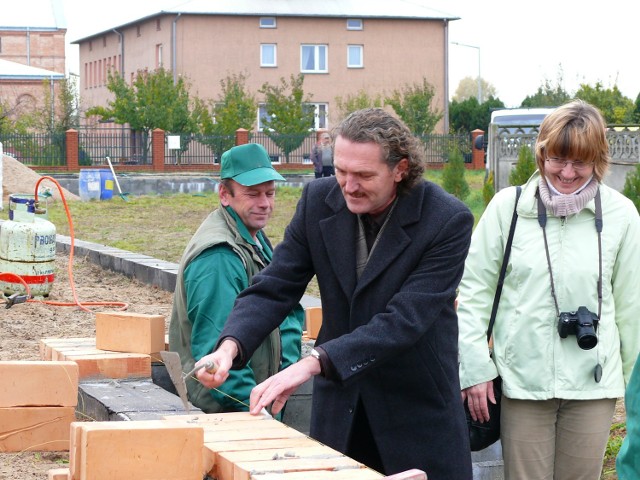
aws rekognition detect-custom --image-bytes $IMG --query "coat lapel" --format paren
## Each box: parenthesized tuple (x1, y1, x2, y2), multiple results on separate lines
(320, 185, 358, 299)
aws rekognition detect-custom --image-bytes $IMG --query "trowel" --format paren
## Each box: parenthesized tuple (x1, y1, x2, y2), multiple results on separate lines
(160, 351, 216, 412)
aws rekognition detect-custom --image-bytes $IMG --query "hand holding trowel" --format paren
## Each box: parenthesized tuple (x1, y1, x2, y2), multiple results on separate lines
(160, 351, 217, 412)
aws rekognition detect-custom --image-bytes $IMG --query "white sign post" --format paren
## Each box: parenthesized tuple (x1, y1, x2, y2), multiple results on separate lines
(168, 135, 181, 165)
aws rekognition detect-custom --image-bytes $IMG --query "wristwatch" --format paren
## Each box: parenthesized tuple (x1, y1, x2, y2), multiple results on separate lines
(310, 348, 321, 361)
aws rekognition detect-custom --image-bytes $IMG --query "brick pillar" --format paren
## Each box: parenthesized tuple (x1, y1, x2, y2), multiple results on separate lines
(66, 129, 79, 172)
(152, 128, 165, 172)
(471, 129, 485, 170)
(235, 128, 249, 146)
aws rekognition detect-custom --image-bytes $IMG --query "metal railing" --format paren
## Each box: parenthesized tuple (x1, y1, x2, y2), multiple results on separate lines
(0, 131, 66, 166)
(3, 128, 476, 169)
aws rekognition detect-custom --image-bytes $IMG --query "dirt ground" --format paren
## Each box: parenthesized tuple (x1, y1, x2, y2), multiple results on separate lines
(0, 253, 174, 479)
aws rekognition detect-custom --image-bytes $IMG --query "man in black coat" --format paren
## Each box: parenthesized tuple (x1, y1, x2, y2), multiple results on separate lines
(196, 108, 474, 479)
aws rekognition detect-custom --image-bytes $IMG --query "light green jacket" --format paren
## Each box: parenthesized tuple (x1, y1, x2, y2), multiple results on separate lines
(458, 171, 640, 400)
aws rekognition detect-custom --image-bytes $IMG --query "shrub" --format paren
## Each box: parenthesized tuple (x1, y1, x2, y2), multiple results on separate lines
(622, 163, 640, 213)
(483, 170, 495, 206)
(509, 145, 536, 186)
(442, 148, 470, 201)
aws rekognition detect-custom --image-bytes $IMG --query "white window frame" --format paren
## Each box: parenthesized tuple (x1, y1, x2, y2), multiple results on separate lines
(346, 19, 363, 30)
(260, 17, 276, 28)
(257, 104, 272, 131)
(260, 44, 277, 67)
(300, 44, 328, 73)
(306, 103, 329, 130)
(347, 45, 363, 68)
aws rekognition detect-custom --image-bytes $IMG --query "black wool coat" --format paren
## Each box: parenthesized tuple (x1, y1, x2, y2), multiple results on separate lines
(220, 177, 474, 479)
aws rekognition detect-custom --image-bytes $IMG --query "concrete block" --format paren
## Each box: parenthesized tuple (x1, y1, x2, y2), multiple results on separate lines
(47, 467, 70, 479)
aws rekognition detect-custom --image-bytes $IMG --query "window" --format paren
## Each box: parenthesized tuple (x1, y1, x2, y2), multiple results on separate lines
(257, 104, 271, 131)
(0, 37, 2, 54)
(301, 45, 328, 73)
(156, 44, 163, 68)
(260, 44, 277, 67)
(156, 18, 161, 31)
(260, 17, 276, 28)
(102, 36, 107, 47)
(307, 103, 328, 130)
(136, 25, 141, 37)
(346, 19, 363, 30)
(347, 45, 363, 68)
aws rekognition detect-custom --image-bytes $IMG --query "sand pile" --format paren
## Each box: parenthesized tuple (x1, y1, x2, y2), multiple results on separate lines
(2, 154, 80, 206)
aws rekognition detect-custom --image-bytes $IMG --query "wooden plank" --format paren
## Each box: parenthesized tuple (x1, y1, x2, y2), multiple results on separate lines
(0, 406, 74, 452)
(95, 311, 165, 355)
(0, 361, 78, 407)
(76, 420, 204, 480)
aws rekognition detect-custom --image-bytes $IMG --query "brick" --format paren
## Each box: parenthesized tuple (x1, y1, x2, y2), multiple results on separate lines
(218, 445, 345, 480)
(63, 352, 150, 380)
(0, 361, 78, 407)
(48, 467, 70, 479)
(234, 456, 363, 480)
(305, 306, 322, 339)
(250, 469, 384, 480)
(0, 406, 74, 452)
(95, 311, 165, 354)
(74, 420, 203, 480)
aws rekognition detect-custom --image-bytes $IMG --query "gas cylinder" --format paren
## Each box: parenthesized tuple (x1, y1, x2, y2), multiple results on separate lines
(0, 194, 56, 296)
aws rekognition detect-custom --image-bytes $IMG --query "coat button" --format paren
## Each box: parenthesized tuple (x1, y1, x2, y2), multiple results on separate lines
(348, 407, 354, 413)
(356, 362, 362, 368)
(350, 365, 357, 371)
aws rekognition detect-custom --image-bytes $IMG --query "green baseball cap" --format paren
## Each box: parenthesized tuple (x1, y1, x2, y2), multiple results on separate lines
(220, 143, 285, 186)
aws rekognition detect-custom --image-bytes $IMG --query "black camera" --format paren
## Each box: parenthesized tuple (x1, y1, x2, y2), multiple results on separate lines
(557, 306, 599, 350)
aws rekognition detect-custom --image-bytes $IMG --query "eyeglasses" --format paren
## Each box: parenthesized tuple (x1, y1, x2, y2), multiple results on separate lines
(545, 158, 594, 171)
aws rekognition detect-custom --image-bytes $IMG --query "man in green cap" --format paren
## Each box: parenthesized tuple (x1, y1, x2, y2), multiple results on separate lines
(168, 143, 305, 414)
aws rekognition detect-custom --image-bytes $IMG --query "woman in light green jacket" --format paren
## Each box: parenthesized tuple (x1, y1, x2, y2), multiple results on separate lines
(458, 100, 640, 479)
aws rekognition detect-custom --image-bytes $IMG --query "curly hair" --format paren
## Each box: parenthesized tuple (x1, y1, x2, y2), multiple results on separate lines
(331, 108, 425, 196)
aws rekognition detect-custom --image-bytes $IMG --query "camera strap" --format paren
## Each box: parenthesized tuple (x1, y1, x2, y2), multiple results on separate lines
(537, 188, 604, 382)
(536, 188, 603, 321)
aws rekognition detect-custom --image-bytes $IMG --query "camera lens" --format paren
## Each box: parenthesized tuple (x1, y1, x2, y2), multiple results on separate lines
(576, 328, 598, 350)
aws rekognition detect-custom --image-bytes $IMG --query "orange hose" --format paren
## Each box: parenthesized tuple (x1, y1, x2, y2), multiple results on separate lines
(1, 176, 128, 311)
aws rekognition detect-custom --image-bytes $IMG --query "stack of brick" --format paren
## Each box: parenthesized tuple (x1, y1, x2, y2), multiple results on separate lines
(0, 361, 78, 452)
(39, 312, 166, 380)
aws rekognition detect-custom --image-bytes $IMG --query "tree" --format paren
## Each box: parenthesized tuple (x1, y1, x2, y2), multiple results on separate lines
(521, 70, 572, 108)
(449, 96, 505, 134)
(452, 76, 497, 103)
(259, 74, 315, 163)
(334, 89, 383, 120)
(634, 92, 640, 124)
(442, 148, 470, 201)
(87, 68, 202, 162)
(575, 82, 635, 124)
(509, 145, 536, 186)
(385, 78, 443, 136)
(200, 73, 257, 160)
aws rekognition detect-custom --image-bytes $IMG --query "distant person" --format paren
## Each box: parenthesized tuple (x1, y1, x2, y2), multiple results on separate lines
(311, 132, 334, 178)
(458, 100, 640, 479)
(194, 108, 474, 478)
(168, 143, 305, 414)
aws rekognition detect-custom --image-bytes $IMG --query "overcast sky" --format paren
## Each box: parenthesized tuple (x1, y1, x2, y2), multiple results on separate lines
(61, 0, 640, 107)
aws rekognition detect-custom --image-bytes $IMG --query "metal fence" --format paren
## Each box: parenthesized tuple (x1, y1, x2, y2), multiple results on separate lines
(3, 128, 475, 168)
(0, 131, 66, 166)
(78, 127, 152, 166)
